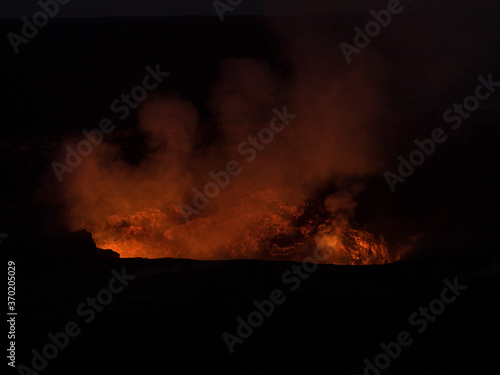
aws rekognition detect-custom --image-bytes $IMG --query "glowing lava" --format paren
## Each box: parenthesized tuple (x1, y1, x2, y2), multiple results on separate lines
(87, 192, 394, 265)
(314, 217, 393, 265)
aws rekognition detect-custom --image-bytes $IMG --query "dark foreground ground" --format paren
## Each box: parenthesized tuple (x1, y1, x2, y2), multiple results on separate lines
(9, 253, 500, 375)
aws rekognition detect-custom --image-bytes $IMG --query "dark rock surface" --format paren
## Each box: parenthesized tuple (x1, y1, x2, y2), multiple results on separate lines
(10, 255, 500, 374)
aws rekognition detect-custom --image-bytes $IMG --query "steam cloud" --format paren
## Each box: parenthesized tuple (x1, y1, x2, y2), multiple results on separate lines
(49, 8, 492, 261)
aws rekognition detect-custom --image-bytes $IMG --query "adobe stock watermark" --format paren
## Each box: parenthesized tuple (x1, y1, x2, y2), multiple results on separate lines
(222, 246, 330, 354)
(52, 64, 169, 183)
(15, 268, 135, 375)
(354, 277, 467, 375)
(7, 0, 71, 54)
(339, 0, 405, 64)
(213, 0, 244, 21)
(180, 106, 297, 223)
(385, 73, 500, 192)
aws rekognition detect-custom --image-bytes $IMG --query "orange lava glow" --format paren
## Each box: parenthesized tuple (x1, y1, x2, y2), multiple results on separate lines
(52, 56, 404, 265)
(315, 217, 394, 265)
(84, 189, 394, 265)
